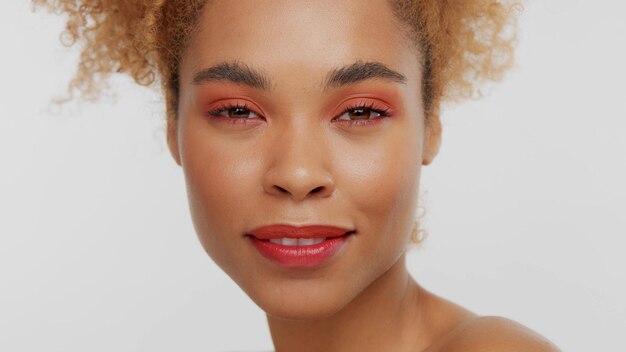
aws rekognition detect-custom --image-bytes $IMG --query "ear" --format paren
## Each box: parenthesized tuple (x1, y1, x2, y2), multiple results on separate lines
(422, 114, 442, 166)
(167, 115, 182, 166)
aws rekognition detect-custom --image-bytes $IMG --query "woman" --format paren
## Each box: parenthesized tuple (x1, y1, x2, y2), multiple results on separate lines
(34, 0, 560, 350)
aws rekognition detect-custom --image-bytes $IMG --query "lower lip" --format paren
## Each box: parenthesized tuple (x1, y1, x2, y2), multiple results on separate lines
(248, 234, 352, 268)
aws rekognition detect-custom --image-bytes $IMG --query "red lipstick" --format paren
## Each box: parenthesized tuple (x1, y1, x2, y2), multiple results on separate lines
(247, 224, 354, 268)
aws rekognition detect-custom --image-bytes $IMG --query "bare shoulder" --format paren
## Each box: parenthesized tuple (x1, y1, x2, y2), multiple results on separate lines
(437, 316, 560, 352)
(413, 285, 560, 352)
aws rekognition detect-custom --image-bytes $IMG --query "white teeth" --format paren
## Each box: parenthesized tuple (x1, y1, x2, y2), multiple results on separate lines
(298, 238, 325, 246)
(282, 238, 298, 246)
(268, 238, 326, 246)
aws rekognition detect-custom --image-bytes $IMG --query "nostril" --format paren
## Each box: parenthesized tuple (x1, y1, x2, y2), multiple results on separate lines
(310, 186, 324, 194)
(274, 185, 289, 194)
(272, 185, 326, 197)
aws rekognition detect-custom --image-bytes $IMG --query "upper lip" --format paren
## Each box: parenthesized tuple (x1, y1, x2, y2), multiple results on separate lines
(248, 224, 354, 240)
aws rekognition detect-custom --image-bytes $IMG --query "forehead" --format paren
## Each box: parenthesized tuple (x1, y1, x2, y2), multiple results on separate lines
(181, 0, 422, 87)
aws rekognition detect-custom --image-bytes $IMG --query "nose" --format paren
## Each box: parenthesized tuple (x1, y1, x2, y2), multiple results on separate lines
(262, 122, 335, 202)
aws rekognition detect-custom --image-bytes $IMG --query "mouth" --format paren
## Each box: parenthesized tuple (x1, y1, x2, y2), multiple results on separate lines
(246, 224, 356, 268)
(266, 237, 329, 246)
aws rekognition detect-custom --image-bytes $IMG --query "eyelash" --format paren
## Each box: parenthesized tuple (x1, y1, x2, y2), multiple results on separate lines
(207, 100, 392, 127)
(207, 102, 260, 126)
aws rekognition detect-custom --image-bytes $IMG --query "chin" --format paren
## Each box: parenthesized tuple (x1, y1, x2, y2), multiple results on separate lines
(243, 280, 357, 321)
(261, 298, 347, 322)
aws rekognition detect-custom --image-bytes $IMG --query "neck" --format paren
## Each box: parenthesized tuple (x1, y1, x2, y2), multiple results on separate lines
(266, 254, 429, 352)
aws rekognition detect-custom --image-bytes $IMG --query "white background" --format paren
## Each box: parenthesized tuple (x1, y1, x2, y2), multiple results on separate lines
(1, 1, 625, 351)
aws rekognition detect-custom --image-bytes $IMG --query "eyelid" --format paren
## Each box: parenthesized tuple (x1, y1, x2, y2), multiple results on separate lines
(332, 98, 393, 119)
(206, 99, 266, 119)
(204, 96, 394, 125)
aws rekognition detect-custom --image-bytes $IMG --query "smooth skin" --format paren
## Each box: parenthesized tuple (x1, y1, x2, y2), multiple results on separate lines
(167, 0, 560, 351)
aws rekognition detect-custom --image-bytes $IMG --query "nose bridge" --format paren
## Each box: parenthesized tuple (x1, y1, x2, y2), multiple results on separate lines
(263, 116, 334, 201)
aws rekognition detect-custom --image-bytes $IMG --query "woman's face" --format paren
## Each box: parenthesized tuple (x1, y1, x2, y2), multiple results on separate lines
(171, 0, 440, 320)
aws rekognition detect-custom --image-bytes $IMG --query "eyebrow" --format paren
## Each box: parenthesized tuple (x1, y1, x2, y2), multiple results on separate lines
(191, 60, 407, 91)
(192, 61, 270, 90)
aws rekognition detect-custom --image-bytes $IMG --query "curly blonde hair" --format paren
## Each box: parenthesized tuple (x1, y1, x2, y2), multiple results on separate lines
(33, 0, 519, 119)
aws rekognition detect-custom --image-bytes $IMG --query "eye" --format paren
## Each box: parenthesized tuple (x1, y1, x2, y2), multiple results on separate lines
(334, 101, 391, 126)
(208, 103, 261, 119)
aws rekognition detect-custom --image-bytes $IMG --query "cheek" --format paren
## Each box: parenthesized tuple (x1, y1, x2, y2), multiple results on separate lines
(336, 123, 422, 250)
(179, 125, 261, 265)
